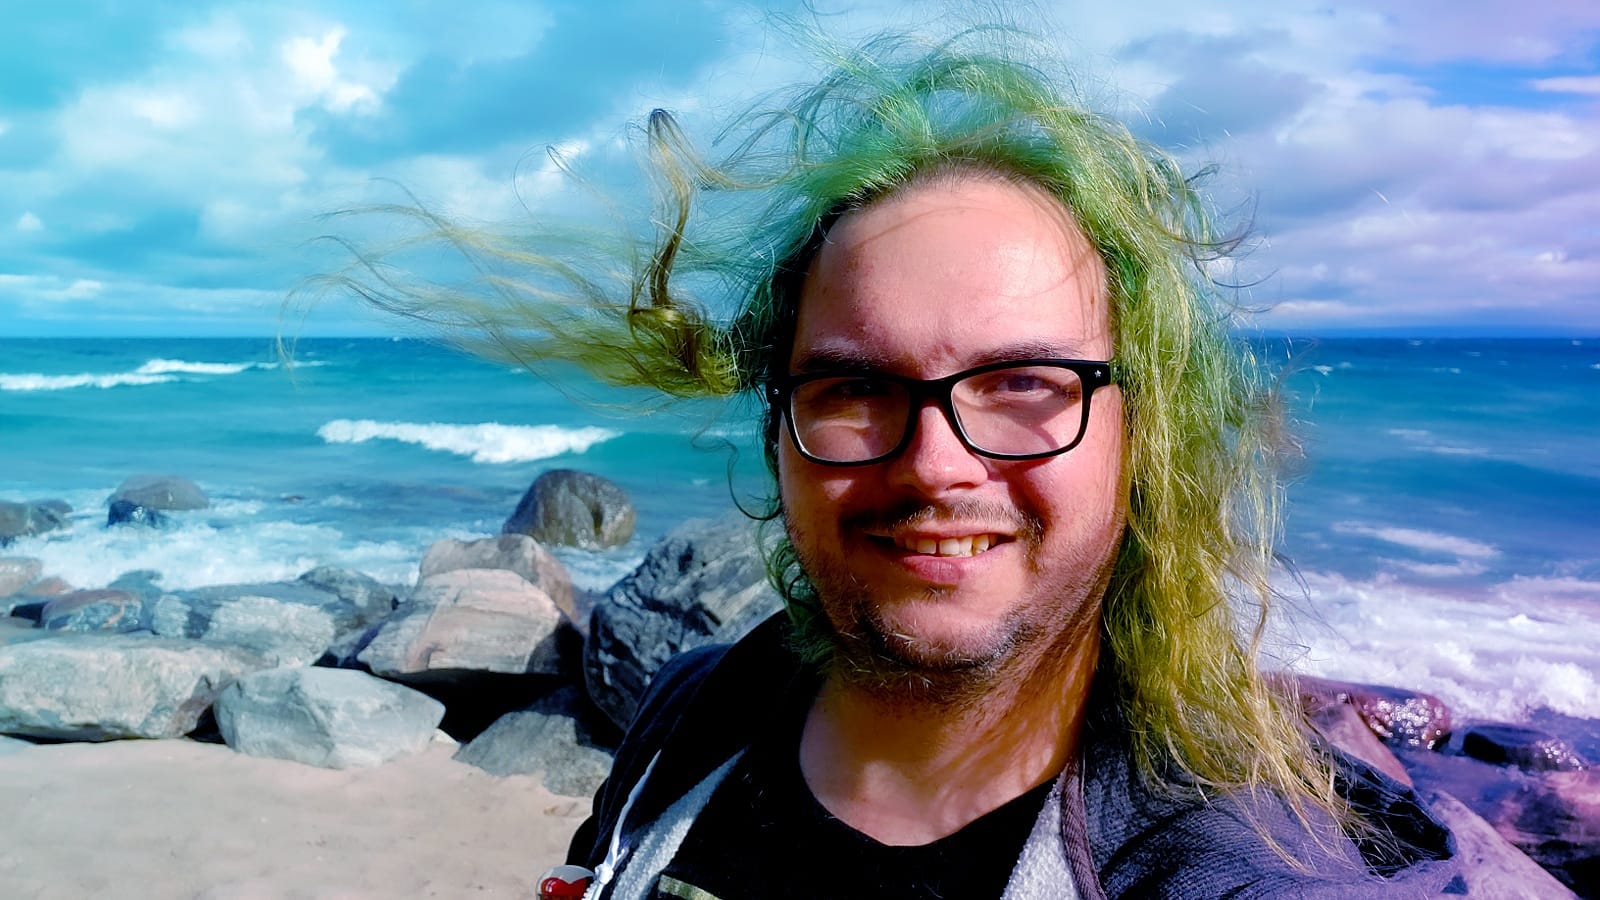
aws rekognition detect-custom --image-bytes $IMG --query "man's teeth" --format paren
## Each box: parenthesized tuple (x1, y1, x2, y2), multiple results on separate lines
(894, 534, 996, 557)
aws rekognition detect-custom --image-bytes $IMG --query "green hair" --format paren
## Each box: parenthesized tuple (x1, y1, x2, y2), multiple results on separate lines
(311, 25, 1348, 850)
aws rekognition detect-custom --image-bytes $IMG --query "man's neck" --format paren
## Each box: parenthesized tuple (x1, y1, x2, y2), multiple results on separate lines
(797, 629, 1100, 846)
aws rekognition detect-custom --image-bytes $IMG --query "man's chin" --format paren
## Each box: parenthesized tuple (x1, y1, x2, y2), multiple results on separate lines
(824, 613, 1025, 707)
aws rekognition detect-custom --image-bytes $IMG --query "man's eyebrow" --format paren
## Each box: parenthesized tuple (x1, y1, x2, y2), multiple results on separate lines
(787, 347, 893, 374)
(787, 340, 1098, 374)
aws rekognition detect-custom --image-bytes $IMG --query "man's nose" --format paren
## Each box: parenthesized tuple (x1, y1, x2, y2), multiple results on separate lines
(886, 400, 987, 494)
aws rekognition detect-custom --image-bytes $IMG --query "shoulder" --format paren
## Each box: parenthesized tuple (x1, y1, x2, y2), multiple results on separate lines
(1080, 718, 1464, 897)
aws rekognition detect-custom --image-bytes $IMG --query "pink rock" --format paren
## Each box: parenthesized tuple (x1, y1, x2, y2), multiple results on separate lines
(1292, 674, 1452, 749)
(418, 535, 577, 627)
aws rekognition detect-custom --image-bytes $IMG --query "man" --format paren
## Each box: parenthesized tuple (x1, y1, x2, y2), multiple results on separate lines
(341, 28, 1463, 900)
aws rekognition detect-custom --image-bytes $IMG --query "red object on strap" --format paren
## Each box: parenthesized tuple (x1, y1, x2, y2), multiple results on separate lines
(538, 864, 595, 899)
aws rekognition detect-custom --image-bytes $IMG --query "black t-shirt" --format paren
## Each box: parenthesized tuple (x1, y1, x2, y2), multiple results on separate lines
(658, 699, 1053, 899)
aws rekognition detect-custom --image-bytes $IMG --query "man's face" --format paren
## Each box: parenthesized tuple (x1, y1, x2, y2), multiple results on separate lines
(778, 174, 1127, 690)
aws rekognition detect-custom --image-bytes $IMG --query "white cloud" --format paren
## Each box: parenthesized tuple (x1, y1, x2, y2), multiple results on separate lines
(282, 26, 380, 114)
(16, 212, 42, 232)
(0, 274, 104, 301)
(1532, 75, 1600, 96)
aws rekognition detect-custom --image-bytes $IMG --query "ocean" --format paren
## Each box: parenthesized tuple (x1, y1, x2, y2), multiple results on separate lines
(2, 336, 1597, 726)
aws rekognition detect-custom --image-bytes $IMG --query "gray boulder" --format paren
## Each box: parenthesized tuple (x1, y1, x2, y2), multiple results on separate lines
(40, 589, 146, 633)
(0, 500, 69, 546)
(454, 686, 614, 797)
(0, 633, 271, 740)
(503, 469, 635, 550)
(585, 515, 782, 729)
(109, 474, 209, 511)
(0, 558, 43, 599)
(148, 581, 389, 667)
(296, 566, 398, 621)
(1462, 723, 1588, 773)
(106, 499, 168, 528)
(106, 570, 165, 602)
(419, 534, 575, 624)
(358, 568, 567, 681)
(215, 667, 444, 769)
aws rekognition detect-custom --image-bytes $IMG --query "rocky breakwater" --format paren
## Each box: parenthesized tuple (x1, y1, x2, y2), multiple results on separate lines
(3, 467, 1598, 896)
(1293, 675, 1598, 897)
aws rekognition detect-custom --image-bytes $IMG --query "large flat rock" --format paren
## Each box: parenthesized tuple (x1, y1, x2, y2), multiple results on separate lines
(358, 568, 566, 680)
(0, 633, 271, 740)
(215, 667, 445, 769)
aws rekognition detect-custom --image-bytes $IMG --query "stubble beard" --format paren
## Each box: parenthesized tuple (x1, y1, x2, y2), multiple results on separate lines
(786, 500, 1102, 711)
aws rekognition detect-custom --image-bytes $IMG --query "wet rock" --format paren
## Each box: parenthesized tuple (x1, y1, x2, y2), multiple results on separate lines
(455, 686, 614, 797)
(0, 500, 70, 545)
(296, 566, 398, 622)
(0, 633, 271, 740)
(418, 534, 574, 624)
(148, 581, 388, 667)
(1293, 675, 1451, 749)
(1463, 723, 1588, 773)
(109, 474, 209, 511)
(358, 568, 567, 681)
(1399, 744, 1600, 895)
(586, 515, 782, 729)
(107, 499, 169, 528)
(0, 558, 43, 599)
(40, 589, 146, 633)
(0, 617, 51, 647)
(503, 469, 635, 550)
(215, 667, 444, 769)
(107, 570, 164, 602)
(22, 576, 72, 598)
(1302, 692, 1412, 787)
(1420, 788, 1578, 899)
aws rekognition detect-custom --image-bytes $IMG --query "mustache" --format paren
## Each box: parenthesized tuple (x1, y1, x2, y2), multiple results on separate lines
(842, 499, 1043, 542)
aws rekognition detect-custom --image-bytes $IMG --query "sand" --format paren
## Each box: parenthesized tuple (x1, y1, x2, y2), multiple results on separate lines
(0, 738, 589, 899)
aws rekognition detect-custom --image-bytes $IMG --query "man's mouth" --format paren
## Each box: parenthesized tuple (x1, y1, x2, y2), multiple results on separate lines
(889, 533, 1003, 558)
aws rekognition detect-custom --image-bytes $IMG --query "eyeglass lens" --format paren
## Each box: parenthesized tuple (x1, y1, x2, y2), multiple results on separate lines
(789, 363, 1090, 463)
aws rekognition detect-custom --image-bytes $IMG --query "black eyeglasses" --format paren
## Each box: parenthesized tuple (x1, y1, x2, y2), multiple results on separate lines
(768, 358, 1115, 466)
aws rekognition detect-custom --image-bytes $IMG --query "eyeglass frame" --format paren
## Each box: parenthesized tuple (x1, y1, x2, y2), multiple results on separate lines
(766, 357, 1117, 467)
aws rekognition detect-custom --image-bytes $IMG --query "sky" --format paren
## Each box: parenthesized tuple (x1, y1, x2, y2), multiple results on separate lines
(2, 0, 1597, 337)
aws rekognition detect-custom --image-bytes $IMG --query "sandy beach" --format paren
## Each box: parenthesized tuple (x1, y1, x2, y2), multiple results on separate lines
(0, 738, 588, 899)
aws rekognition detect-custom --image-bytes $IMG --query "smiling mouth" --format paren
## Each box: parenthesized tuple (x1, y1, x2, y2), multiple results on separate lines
(889, 533, 1004, 558)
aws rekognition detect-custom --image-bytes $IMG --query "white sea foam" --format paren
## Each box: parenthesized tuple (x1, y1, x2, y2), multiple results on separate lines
(1269, 569, 1600, 721)
(0, 358, 280, 392)
(135, 358, 263, 376)
(1311, 365, 1333, 375)
(1332, 521, 1498, 559)
(3, 516, 421, 591)
(0, 372, 177, 391)
(317, 419, 619, 464)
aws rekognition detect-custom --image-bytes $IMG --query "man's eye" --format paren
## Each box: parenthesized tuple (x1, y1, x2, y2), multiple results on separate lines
(995, 374, 1051, 394)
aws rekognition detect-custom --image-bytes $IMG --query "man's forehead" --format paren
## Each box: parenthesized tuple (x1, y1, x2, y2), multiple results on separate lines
(787, 338, 1104, 374)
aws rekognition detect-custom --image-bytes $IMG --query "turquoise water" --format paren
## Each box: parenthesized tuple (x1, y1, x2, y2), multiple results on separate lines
(2, 336, 1597, 721)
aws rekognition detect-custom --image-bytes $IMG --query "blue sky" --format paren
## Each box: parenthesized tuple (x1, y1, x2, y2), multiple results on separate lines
(2, 0, 1597, 337)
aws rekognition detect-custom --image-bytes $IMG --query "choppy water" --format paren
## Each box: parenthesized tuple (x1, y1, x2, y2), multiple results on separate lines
(2, 336, 1596, 723)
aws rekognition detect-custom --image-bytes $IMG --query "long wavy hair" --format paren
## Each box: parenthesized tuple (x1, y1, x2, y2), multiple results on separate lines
(309, 25, 1344, 845)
